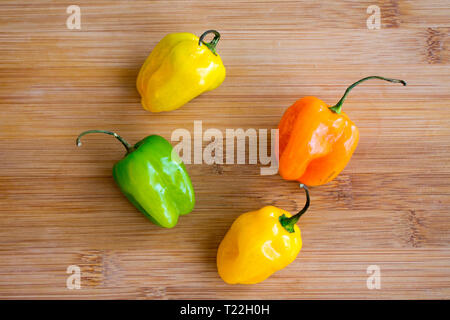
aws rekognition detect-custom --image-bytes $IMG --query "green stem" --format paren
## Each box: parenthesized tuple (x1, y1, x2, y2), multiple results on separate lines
(198, 30, 221, 55)
(329, 76, 407, 114)
(279, 184, 310, 233)
(76, 130, 133, 154)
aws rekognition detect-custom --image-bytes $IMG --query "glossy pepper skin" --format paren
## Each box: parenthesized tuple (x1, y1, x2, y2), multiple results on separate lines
(278, 76, 406, 186)
(217, 184, 310, 284)
(136, 30, 226, 113)
(76, 130, 195, 228)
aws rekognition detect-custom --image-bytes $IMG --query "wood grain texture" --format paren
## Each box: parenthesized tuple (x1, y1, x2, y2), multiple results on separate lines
(0, 0, 449, 299)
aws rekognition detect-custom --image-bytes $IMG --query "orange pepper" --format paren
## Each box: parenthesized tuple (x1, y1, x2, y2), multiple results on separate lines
(278, 76, 406, 186)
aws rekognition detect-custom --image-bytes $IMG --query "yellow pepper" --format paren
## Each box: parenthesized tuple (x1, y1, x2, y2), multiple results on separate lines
(136, 30, 226, 112)
(217, 184, 310, 284)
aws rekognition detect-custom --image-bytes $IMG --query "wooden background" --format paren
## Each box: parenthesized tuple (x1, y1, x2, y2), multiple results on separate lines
(0, 0, 449, 299)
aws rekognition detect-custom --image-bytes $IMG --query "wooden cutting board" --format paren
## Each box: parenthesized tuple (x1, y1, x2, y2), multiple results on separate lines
(0, 0, 449, 299)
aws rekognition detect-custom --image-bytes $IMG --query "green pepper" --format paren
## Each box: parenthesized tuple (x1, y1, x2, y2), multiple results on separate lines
(76, 130, 195, 228)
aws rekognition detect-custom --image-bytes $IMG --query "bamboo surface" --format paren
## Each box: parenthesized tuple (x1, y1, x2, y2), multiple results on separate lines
(0, 0, 449, 299)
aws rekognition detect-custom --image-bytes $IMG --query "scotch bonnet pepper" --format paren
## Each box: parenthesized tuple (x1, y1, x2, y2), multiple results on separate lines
(278, 76, 407, 186)
(217, 184, 310, 284)
(136, 30, 226, 112)
(76, 130, 195, 228)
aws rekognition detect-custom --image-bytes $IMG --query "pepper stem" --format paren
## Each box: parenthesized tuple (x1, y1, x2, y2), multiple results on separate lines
(76, 130, 133, 154)
(329, 76, 407, 114)
(198, 30, 221, 56)
(279, 184, 310, 233)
